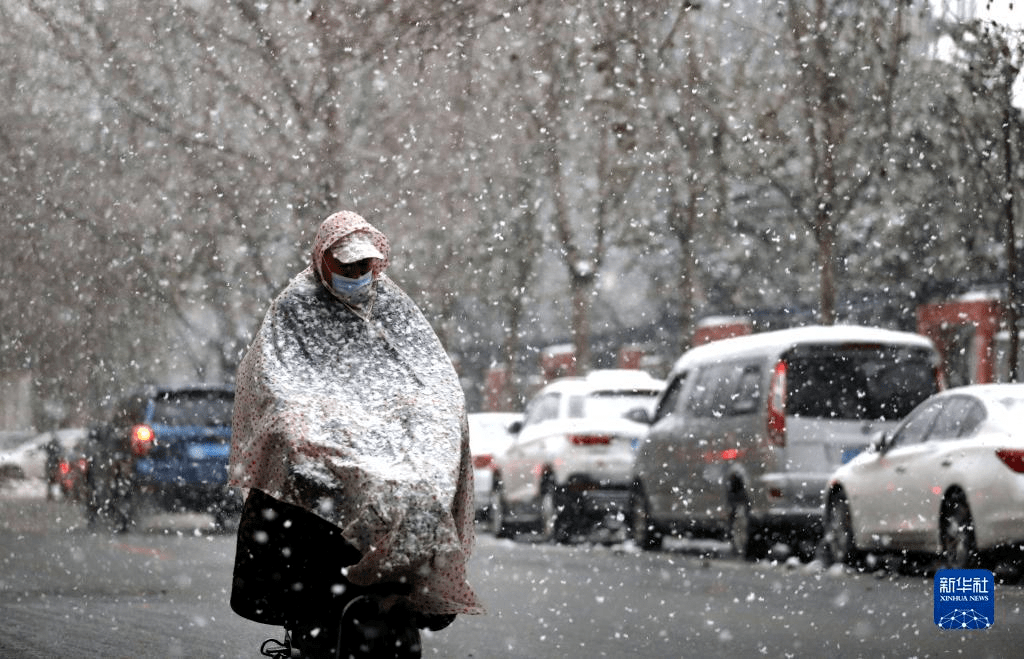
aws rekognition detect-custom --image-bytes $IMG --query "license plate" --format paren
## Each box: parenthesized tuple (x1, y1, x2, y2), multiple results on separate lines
(187, 444, 231, 460)
(841, 447, 862, 464)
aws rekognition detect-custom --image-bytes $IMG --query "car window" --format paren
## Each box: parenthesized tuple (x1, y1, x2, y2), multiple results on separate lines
(929, 396, 986, 440)
(731, 365, 763, 415)
(960, 399, 986, 435)
(785, 345, 937, 421)
(889, 399, 943, 448)
(688, 362, 753, 418)
(684, 362, 761, 418)
(653, 373, 687, 422)
(581, 391, 659, 419)
(523, 392, 560, 427)
(687, 365, 725, 417)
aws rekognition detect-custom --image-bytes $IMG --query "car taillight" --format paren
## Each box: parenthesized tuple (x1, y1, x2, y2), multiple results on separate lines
(996, 449, 1024, 473)
(570, 434, 611, 446)
(767, 360, 786, 446)
(701, 448, 746, 463)
(58, 461, 71, 476)
(130, 424, 155, 457)
(473, 454, 494, 469)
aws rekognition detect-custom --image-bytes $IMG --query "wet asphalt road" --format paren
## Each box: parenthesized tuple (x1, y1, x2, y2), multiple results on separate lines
(1, 487, 1022, 658)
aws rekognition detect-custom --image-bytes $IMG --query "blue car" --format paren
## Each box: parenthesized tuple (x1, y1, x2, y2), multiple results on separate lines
(85, 384, 237, 531)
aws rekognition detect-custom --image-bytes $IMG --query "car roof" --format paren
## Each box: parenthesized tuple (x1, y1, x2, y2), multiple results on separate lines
(468, 411, 521, 421)
(537, 369, 665, 396)
(934, 383, 1024, 405)
(670, 325, 936, 376)
(932, 383, 1024, 431)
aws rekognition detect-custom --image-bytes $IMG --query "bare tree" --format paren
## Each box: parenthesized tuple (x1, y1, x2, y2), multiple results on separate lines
(730, 0, 912, 324)
(947, 19, 1024, 380)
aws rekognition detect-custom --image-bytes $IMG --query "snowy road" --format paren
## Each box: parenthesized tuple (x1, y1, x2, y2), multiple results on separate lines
(1, 490, 1022, 658)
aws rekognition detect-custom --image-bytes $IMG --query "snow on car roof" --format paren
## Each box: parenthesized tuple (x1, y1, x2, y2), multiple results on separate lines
(938, 382, 1024, 404)
(539, 369, 665, 394)
(932, 383, 1024, 431)
(670, 325, 937, 375)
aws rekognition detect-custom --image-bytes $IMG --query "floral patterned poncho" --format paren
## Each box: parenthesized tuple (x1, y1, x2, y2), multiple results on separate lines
(229, 211, 483, 616)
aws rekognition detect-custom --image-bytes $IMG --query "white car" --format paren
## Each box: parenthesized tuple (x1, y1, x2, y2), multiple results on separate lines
(824, 384, 1024, 570)
(467, 412, 520, 521)
(0, 428, 89, 490)
(490, 369, 664, 542)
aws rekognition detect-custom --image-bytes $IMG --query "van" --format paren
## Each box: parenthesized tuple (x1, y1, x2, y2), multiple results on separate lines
(630, 325, 941, 559)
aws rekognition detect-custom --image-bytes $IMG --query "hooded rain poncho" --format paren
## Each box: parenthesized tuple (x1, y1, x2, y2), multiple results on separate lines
(229, 211, 483, 617)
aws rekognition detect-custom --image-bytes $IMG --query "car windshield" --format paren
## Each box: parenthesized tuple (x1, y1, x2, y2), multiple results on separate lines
(151, 392, 234, 427)
(570, 391, 659, 419)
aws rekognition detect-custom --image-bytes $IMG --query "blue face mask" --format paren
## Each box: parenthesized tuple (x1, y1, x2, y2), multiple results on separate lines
(330, 269, 374, 306)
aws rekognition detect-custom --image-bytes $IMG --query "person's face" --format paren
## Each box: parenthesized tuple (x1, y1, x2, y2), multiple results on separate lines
(323, 251, 374, 279)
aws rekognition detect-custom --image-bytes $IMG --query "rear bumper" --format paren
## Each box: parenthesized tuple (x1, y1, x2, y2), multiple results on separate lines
(757, 472, 827, 536)
(564, 480, 631, 518)
(134, 458, 234, 511)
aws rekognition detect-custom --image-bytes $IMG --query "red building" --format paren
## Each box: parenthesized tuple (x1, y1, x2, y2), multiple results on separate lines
(916, 298, 1003, 386)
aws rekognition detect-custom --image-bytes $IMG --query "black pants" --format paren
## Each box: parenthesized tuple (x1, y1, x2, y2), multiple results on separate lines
(230, 488, 362, 629)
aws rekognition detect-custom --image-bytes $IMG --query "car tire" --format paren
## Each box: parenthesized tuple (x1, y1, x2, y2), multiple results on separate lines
(728, 496, 764, 561)
(538, 484, 571, 544)
(940, 491, 978, 570)
(823, 491, 861, 567)
(212, 497, 241, 532)
(629, 487, 662, 551)
(489, 484, 514, 539)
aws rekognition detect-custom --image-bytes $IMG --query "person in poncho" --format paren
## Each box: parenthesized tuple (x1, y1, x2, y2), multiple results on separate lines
(229, 210, 483, 656)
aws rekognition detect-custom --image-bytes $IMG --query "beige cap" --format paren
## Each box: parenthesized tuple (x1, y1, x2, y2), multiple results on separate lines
(331, 233, 384, 263)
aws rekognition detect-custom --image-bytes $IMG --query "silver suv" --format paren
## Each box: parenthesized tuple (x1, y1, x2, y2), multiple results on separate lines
(490, 369, 664, 542)
(631, 326, 941, 559)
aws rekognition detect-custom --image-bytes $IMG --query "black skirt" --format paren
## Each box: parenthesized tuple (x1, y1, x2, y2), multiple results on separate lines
(230, 488, 362, 627)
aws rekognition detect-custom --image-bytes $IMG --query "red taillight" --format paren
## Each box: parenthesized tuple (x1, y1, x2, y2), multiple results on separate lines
(473, 454, 494, 469)
(767, 360, 787, 446)
(58, 461, 71, 476)
(701, 448, 746, 463)
(996, 449, 1024, 473)
(130, 424, 155, 457)
(570, 434, 611, 446)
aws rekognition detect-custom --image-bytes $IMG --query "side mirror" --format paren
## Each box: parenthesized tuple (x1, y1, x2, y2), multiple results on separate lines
(507, 420, 523, 435)
(624, 407, 652, 425)
(870, 431, 890, 454)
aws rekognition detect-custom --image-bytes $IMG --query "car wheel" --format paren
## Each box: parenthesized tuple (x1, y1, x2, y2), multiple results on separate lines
(489, 484, 514, 539)
(728, 496, 763, 561)
(940, 491, 978, 570)
(629, 488, 662, 551)
(538, 484, 570, 544)
(211, 497, 241, 532)
(824, 491, 860, 567)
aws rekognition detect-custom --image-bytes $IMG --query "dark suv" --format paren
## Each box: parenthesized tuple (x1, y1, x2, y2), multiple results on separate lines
(85, 384, 237, 531)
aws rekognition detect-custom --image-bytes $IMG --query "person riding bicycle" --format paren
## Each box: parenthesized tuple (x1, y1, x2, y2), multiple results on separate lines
(228, 211, 483, 657)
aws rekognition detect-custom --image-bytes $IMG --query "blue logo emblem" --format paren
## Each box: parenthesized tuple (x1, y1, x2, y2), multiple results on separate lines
(934, 569, 994, 630)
